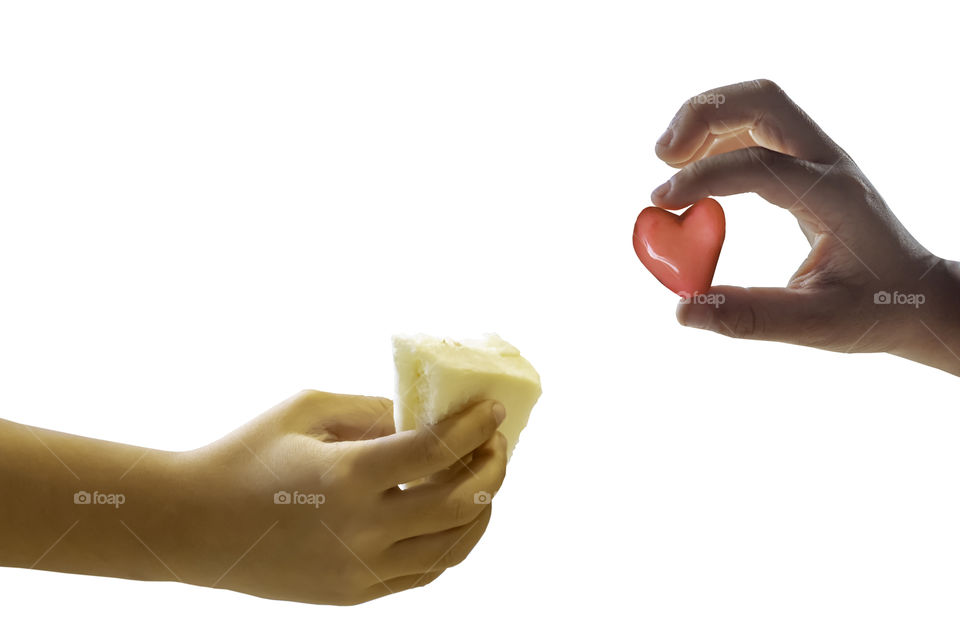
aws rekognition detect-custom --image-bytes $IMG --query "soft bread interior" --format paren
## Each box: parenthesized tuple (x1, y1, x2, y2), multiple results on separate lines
(392, 333, 541, 459)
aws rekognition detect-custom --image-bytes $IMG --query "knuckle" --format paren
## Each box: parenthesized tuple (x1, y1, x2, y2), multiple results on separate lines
(494, 431, 508, 459)
(443, 495, 473, 525)
(415, 571, 443, 588)
(354, 394, 392, 415)
(489, 438, 508, 488)
(442, 540, 472, 567)
(678, 154, 724, 194)
(729, 305, 763, 339)
(675, 161, 707, 192)
(684, 94, 706, 117)
(372, 396, 393, 413)
(827, 164, 873, 202)
(467, 403, 498, 439)
(686, 91, 722, 118)
(325, 447, 360, 482)
(679, 160, 703, 184)
(678, 94, 699, 118)
(431, 534, 474, 568)
(426, 491, 477, 529)
(415, 432, 453, 468)
(293, 388, 331, 409)
(495, 457, 508, 489)
(481, 411, 499, 439)
(747, 145, 781, 170)
(753, 78, 784, 98)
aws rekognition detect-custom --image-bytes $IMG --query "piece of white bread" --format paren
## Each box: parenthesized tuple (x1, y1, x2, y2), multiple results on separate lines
(393, 333, 542, 459)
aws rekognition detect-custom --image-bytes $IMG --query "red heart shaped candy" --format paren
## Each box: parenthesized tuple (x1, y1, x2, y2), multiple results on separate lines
(632, 197, 725, 297)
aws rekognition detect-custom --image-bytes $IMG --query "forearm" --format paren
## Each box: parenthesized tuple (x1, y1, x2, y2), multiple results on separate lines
(0, 417, 195, 582)
(888, 257, 960, 376)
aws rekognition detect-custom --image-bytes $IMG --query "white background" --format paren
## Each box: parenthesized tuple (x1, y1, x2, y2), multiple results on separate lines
(2, 2, 959, 638)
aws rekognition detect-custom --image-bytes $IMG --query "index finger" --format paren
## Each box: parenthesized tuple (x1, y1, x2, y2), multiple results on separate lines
(656, 79, 844, 168)
(350, 400, 505, 489)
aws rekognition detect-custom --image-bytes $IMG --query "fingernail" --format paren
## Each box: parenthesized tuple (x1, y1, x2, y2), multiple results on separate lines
(656, 127, 673, 147)
(491, 402, 506, 424)
(651, 180, 671, 200)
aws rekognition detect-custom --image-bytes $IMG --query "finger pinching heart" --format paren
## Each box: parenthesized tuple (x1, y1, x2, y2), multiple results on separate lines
(632, 198, 726, 298)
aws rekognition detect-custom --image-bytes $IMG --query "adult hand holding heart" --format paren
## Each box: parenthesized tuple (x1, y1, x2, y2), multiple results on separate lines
(633, 197, 725, 298)
(647, 79, 960, 377)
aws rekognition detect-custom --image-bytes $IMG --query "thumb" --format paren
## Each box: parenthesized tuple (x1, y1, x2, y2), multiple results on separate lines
(676, 285, 826, 345)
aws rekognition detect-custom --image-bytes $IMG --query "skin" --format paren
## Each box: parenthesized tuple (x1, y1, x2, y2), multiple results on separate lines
(7, 77, 956, 608)
(652, 79, 960, 376)
(0, 390, 508, 605)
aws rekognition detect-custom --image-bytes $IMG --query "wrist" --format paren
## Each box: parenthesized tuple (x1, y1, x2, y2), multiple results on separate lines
(887, 255, 960, 375)
(126, 445, 233, 587)
(147, 442, 280, 590)
(65, 446, 193, 583)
